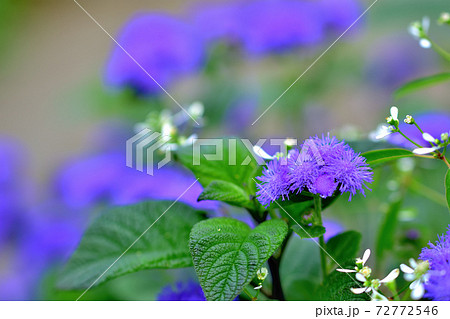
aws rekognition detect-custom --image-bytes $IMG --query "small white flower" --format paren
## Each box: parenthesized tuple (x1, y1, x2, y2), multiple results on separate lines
(404, 115, 414, 124)
(413, 147, 439, 155)
(188, 101, 204, 119)
(257, 267, 269, 281)
(337, 249, 371, 273)
(422, 132, 436, 143)
(439, 12, 450, 24)
(400, 259, 429, 300)
(390, 106, 399, 121)
(409, 17, 431, 49)
(370, 125, 394, 140)
(380, 268, 400, 283)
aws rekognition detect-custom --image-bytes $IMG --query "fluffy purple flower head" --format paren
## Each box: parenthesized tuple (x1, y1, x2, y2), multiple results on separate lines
(256, 156, 291, 207)
(255, 134, 373, 206)
(104, 13, 205, 95)
(288, 148, 320, 194)
(419, 226, 450, 301)
(387, 112, 450, 148)
(157, 281, 206, 301)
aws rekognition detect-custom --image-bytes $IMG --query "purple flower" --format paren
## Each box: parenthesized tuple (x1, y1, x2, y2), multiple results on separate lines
(256, 156, 291, 207)
(157, 281, 206, 301)
(419, 226, 450, 301)
(239, 0, 324, 55)
(319, 0, 362, 33)
(322, 148, 373, 200)
(104, 13, 205, 95)
(387, 112, 450, 148)
(191, 2, 243, 44)
(111, 165, 218, 211)
(288, 148, 320, 194)
(255, 134, 373, 206)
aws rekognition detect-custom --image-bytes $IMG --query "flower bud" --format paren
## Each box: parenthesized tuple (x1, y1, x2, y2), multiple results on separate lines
(404, 115, 415, 124)
(438, 12, 450, 25)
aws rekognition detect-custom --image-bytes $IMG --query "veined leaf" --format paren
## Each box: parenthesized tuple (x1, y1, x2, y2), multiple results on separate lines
(58, 201, 205, 290)
(394, 73, 450, 99)
(189, 218, 288, 300)
(198, 180, 255, 209)
(362, 148, 414, 168)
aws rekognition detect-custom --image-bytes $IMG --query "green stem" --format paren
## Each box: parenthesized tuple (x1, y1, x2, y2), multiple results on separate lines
(428, 38, 450, 62)
(314, 195, 327, 282)
(397, 130, 423, 148)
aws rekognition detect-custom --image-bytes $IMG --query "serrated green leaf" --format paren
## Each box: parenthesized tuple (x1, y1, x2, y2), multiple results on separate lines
(58, 201, 205, 290)
(189, 218, 288, 300)
(362, 148, 414, 168)
(292, 225, 326, 239)
(394, 72, 450, 99)
(376, 198, 403, 260)
(446, 170, 450, 212)
(326, 231, 362, 266)
(198, 180, 254, 209)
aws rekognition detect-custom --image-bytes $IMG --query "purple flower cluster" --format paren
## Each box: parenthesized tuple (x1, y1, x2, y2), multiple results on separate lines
(256, 135, 373, 207)
(192, 0, 363, 55)
(106, 0, 363, 95)
(105, 13, 204, 96)
(419, 226, 450, 301)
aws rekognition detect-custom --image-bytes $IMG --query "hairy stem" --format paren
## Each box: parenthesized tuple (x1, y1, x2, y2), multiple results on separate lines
(314, 195, 327, 282)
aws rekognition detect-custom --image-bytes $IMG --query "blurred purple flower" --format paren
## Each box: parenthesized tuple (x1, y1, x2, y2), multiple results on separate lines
(104, 13, 205, 95)
(419, 225, 450, 301)
(239, 0, 324, 55)
(55, 152, 125, 209)
(0, 138, 28, 245)
(387, 112, 450, 148)
(56, 152, 217, 211)
(366, 36, 437, 90)
(111, 165, 218, 211)
(191, 1, 243, 44)
(319, 0, 362, 33)
(157, 281, 206, 301)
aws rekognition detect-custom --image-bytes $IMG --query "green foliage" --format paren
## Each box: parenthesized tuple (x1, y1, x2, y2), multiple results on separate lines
(58, 201, 205, 290)
(177, 137, 262, 212)
(292, 225, 326, 239)
(326, 231, 362, 266)
(394, 73, 450, 99)
(362, 148, 414, 168)
(198, 180, 255, 209)
(320, 264, 370, 301)
(189, 217, 288, 300)
(376, 198, 403, 260)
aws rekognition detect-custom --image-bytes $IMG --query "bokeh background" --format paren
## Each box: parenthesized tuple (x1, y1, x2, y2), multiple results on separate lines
(1, 0, 449, 300)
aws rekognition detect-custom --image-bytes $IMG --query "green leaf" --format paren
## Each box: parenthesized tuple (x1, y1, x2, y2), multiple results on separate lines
(177, 137, 261, 189)
(292, 225, 326, 239)
(446, 170, 450, 211)
(198, 180, 254, 209)
(189, 218, 288, 300)
(362, 148, 414, 168)
(320, 262, 370, 301)
(326, 231, 362, 266)
(394, 73, 450, 99)
(58, 201, 205, 290)
(376, 198, 403, 260)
